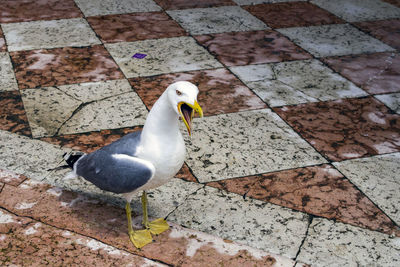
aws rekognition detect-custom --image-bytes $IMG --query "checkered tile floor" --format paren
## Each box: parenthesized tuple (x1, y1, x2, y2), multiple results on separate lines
(1, 0, 400, 266)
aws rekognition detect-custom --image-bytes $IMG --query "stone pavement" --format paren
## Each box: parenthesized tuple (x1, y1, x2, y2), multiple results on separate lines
(0, 0, 399, 266)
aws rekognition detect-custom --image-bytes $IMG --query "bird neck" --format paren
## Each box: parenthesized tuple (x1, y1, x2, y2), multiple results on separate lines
(140, 92, 181, 147)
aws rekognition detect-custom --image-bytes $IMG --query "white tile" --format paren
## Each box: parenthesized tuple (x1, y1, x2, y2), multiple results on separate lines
(0, 52, 18, 91)
(184, 109, 326, 183)
(230, 59, 367, 107)
(312, 0, 400, 22)
(2, 18, 101, 52)
(233, 0, 305, 4)
(297, 217, 400, 266)
(278, 24, 395, 57)
(375, 93, 400, 114)
(74, 0, 161, 16)
(167, 6, 268, 35)
(168, 186, 310, 258)
(105, 37, 222, 78)
(333, 153, 400, 225)
(21, 79, 147, 137)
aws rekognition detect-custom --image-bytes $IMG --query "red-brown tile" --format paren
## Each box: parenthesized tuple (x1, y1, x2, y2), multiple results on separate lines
(322, 52, 400, 94)
(154, 0, 236, 10)
(0, 209, 153, 266)
(207, 165, 400, 236)
(383, 0, 400, 8)
(274, 97, 400, 161)
(0, 27, 6, 52)
(87, 12, 187, 43)
(194, 30, 312, 66)
(355, 19, 400, 50)
(129, 68, 267, 115)
(40, 127, 142, 153)
(10, 45, 124, 89)
(176, 164, 198, 183)
(0, 180, 284, 266)
(0, 91, 32, 137)
(0, 169, 27, 187)
(243, 2, 344, 29)
(0, 0, 82, 23)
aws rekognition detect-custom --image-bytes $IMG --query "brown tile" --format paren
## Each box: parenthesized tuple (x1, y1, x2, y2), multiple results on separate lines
(207, 165, 400, 236)
(0, 0, 82, 23)
(40, 127, 142, 153)
(322, 52, 400, 94)
(383, 0, 400, 8)
(0, 27, 6, 52)
(10, 45, 124, 89)
(87, 12, 187, 43)
(176, 164, 198, 183)
(129, 68, 267, 115)
(0, 179, 286, 266)
(243, 2, 344, 29)
(0, 209, 154, 266)
(154, 0, 236, 10)
(194, 30, 312, 66)
(274, 97, 400, 161)
(0, 169, 27, 187)
(355, 19, 400, 51)
(0, 91, 32, 137)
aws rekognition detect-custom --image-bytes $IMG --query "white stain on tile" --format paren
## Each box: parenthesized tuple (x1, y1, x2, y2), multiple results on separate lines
(24, 222, 42, 235)
(0, 210, 15, 224)
(367, 111, 386, 124)
(0, 169, 23, 183)
(15, 201, 37, 210)
(0, 234, 7, 241)
(26, 53, 57, 70)
(75, 238, 129, 256)
(46, 187, 63, 197)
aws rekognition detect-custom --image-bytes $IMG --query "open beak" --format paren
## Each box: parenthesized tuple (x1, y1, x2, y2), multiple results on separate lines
(178, 100, 203, 136)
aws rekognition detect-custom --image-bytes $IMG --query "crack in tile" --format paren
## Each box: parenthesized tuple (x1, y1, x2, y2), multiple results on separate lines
(165, 184, 205, 220)
(294, 215, 313, 261)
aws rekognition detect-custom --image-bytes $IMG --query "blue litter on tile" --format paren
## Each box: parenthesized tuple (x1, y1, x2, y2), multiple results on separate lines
(132, 53, 147, 59)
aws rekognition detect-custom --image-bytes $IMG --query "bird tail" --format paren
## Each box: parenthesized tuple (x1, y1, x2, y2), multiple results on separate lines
(63, 152, 85, 179)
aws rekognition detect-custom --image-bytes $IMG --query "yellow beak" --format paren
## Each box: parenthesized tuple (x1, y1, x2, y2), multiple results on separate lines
(178, 100, 203, 136)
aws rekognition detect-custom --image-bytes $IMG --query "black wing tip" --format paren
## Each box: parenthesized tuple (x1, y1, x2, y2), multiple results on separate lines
(63, 152, 85, 168)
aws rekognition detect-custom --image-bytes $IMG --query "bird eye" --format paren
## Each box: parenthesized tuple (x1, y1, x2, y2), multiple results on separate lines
(176, 90, 182, 96)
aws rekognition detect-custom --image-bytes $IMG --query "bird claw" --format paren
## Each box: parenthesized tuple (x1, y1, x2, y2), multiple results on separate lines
(129, 229, 153, 249)
(147, 218, 169, 235)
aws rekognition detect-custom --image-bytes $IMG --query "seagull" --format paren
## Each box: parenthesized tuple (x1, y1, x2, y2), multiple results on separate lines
(63, 81, 203, 248)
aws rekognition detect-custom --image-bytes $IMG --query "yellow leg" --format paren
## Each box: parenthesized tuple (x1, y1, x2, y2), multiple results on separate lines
(126, 202, 152, 249)
(141, 191, 170, 235)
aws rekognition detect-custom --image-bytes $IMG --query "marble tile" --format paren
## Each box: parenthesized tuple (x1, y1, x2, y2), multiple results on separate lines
(106, 36, 222, 78)
(167, 6, 268, 35)
(274, 97, 400, 161)
(384, 0, 400, 8)
(74, 0, 161, 16)
(194, 30, 311, 66)
(0, 52, 18, 91)
(0, 0, 82, 23)
(0, 27, 6, 52)
(0, 179, 295, 266)
(230, 59, 366, 107)
(184, 109, 326, 183)
(0, 169, 27, 187)
(10, 45, 124, 89)
(355, 19, 400, 51)
(129, 68, 267, 116)
(0, 130, 68, 182)
(234, 0, 305, 4)
(21, 79, 147, 137)
(0, 91, 31, 137)
(322, 52, 400, 94)
(334, 153, 400, 225)
(312, 0, 400, 22)
(168, 185, 310, 258)
(297, 218, 400, 266)
(243, 2, 344, 29)
(2, 18, 101, 52)
(87, 12, 187, 43)
(0, 209, 163, 266)
(375, 93, 400, 114)
(154, 0, 236, 10)
(207, 164, 399, 235)
(278, 24, 395, 57)
(40, 127, 142, 153)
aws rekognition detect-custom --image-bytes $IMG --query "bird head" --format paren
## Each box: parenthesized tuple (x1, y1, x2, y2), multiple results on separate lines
(167, 81, 203, 136)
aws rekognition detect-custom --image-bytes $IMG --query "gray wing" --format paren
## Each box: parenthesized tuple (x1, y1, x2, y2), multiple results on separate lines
(75, 130, 154, 194)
